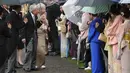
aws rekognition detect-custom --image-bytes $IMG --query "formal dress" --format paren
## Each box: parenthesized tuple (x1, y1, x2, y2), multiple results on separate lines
(36, 18, 48, 68)
(88, 17, 105, 73)
(23, 12, 38, 71)
(106, 15, 123, 73)
(117, 19, 130, 73)
(0, 18, 11, 73)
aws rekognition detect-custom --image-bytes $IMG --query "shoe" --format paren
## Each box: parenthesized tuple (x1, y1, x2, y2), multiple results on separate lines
(84, 67, 91, 70)
(23, 68, 31, 72)
(31, 67, 38, 71)
(41, 65, 46, 69)
(15, 62, 23, 68)
(72, 57, 76, 60)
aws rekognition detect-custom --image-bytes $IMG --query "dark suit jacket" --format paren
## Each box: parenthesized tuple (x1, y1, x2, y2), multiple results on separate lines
(24, 12, 37, 45)
(2, 8, 9, 21)
(46, 4, 61, 38)
(6, 11, 25, 55)
(0, 19, 11, 68)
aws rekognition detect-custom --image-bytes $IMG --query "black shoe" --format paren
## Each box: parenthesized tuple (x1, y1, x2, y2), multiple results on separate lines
(23, 68, 31, 72)
(16, 62, 23, 68)
(31, 67, 39, 71)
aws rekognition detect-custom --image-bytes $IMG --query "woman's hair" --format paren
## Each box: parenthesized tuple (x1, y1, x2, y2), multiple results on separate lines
(37, 3, 46, 10)
(109, 4, 121, 15)
(0, 6, 4, 15)
(120, 7, 130, 18)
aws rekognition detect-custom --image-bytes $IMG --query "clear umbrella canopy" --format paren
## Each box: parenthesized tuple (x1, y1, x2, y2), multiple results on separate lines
(119, 0, 130, 3)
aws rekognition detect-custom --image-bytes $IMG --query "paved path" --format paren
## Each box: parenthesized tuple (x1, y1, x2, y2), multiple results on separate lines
(17, 56, 86, 73)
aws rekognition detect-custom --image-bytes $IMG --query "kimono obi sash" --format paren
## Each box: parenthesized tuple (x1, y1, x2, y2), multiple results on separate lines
(124, 30, 130, 41)
(124, 30, 130, 48)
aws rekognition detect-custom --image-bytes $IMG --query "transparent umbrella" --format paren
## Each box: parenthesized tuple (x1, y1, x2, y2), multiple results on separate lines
(62, 3, 83, 24)
(119, 0, 130, 3)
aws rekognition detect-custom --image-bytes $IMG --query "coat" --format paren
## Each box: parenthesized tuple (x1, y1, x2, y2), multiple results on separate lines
(6, 11, 25, 56)
(46, 3, 61, 39)
(24, 12, 38, 45)
(0, 19, 11, 67)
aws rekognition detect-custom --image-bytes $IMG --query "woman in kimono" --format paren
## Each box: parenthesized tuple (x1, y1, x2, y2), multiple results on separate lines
(56, 6, 67, 58)
(116, 7, 130, 73)
(106, 4, 123, 73)
(77, 12, 91, 70)
(36, 3, 48, 69)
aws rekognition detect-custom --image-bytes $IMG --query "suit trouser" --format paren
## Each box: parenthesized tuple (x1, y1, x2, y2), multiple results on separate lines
(5, 50, 16, 73)
(0, 60, 7, 73)
(23, 37, 37, 70)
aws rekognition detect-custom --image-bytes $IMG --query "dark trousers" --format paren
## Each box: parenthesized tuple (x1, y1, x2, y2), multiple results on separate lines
(80, 39, 87, 61)
(5, 50, 16, 73)
(0, 60, 7, 73)
(84, 49, 91, 68)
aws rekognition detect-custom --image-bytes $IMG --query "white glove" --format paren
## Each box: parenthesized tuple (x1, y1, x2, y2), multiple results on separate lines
(22, 38, 26, 44)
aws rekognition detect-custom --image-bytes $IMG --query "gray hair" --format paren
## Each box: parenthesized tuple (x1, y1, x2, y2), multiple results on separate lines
(29, 4, 38, 12)
(37, 3, 46, 9)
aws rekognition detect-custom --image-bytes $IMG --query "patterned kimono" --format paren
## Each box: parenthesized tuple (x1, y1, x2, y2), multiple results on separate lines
(106, 15, 123, 73)
(58, 14, 67, 58)
(117, 19, 130, 73)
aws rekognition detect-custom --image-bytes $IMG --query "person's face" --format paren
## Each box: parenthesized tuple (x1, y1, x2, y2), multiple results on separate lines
(40, 8, 46, 15)
(41, 14, 46, 21)
(60, 6, 63, 12)
(88, 13, 93, 21)
(3, 5, 9, 9)
(33, 8, 39, 15)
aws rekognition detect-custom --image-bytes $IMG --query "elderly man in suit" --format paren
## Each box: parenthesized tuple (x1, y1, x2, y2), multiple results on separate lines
(0, 6, 11, 73)
(23, 4, 39, 72)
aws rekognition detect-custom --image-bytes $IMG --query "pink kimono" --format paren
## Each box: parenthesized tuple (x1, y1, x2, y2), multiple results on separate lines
(106, 15, 123, 73)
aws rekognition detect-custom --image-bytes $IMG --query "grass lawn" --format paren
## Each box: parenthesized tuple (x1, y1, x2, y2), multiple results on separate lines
(65, 57, 92, 73)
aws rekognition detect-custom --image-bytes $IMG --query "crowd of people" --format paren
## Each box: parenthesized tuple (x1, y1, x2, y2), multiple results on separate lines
(0, 1, 130, 73)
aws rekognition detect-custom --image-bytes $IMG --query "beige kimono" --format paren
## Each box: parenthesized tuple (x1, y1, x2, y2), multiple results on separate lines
(106, 15, 123, 73)
(117, 19, 130, 73)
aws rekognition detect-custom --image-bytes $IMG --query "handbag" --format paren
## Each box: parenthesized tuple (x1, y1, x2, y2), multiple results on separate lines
(66, 31, 71, 38)
(98, 33, 107, 42)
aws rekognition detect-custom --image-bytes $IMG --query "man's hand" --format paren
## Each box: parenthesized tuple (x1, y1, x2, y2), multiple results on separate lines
(24, 18, 28, 24)
(7, 23, 12, 29)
